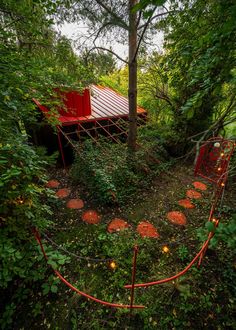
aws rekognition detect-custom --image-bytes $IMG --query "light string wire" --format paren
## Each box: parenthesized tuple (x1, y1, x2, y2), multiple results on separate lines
(42, 232, 113, 263)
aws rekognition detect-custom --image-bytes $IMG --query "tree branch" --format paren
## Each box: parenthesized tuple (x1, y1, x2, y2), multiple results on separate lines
(137, 10, 176, 30)
(136, 9, 142, 28)
(88, 46, 128, 64)
(133, 6, 158, 61)
(154, 93, 173, 107)
(94, 0, 128, 30)
(92, 22, 113, 45)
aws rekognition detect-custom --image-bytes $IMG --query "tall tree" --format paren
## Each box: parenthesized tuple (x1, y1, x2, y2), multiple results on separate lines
(60, 0, 168, 151)
(162, 0, 236, 139)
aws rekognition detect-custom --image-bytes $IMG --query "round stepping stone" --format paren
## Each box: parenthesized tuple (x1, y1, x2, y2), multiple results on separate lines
(56, 188, 71, 198)
(136, 221, 159, 238)
(66, 199, 84, 209)
(82, 210, 101, 224)
(46, 180, 60, 188)
(107, 218, 130, 233)
(192, 181, 207, 191)
(178, 199, 195, 209)
(167, 211, 187, 226)
(186, 189, 202, 199)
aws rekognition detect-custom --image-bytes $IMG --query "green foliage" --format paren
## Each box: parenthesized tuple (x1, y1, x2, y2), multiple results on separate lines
(82, 50, 116, 81)
(161, 0, 236, 137)
(0, 1, 95, 328)
(71, 136, 170, 205)
(71, 140, 140, 204)
(198, 214, 236, 250)
(100, 66, 129, 97)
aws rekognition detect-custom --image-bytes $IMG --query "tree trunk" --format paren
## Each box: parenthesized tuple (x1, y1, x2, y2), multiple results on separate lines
(127, 0, 138, 152)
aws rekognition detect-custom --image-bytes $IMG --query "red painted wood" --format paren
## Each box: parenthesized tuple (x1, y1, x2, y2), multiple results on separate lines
(194, 137, 235, 185)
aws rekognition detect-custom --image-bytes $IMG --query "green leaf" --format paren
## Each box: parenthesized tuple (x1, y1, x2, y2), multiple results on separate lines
(50, 285, 58, 293)
(186, 108, 195, 119)
(205, 222, 216, 233)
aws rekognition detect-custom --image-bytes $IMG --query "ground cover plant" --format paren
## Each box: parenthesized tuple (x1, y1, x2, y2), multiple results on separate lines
(2, 160, 235, 329)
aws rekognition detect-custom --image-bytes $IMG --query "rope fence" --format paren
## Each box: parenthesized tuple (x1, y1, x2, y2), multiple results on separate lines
(33, 137, 235, 309)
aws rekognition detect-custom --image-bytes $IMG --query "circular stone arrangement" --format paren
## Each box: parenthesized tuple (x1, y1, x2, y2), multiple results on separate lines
(82, 210, 101, 224)
(46, 179, 60, 188)
(167, 211, 187, 226)
(136, 221, 159, 238)
(66, 199, 84, 209)
(48, 178, 208, 238)
(178, 199, 195, 209)
(56, 188, 71, 198)
(192, 181, 207, 191)
(107, 218, 130, 233)
(186, 189, 202, 199)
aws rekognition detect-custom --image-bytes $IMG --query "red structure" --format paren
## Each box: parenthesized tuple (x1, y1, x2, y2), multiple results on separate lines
(194, 137, 235, 185)
(33, 85, 147, 166)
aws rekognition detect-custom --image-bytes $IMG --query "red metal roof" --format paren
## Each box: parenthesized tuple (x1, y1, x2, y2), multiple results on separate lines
(33, 85, 146, 125)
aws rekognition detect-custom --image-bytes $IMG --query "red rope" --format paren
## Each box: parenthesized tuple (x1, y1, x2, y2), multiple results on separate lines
(124, 232, 214, 289)
(33, 228, 145, 309)
(33, 138, 234, 306)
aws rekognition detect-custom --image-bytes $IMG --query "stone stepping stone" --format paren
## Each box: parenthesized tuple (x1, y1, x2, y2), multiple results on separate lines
(186, 189, 202, 199)
(136, 221, 160, 238)
(167, 211, 187, 226)
(56, 188, 71, 198)
(46, 180, 60, 188)
(178, 199, 195, 209)
(66, 199, 84, 209)
(82, 210, 101, 224)
(107, 218, 131, 233)
(192, 181, 207, 191)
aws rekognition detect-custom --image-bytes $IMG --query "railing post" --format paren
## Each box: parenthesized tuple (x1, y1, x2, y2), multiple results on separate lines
(130, 245, 138, 311)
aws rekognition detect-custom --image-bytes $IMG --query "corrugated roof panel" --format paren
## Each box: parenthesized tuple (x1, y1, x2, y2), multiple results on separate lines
(33, 85, 146, 124)
(90, 85, 146, 119)
(91, 86, 128, 117)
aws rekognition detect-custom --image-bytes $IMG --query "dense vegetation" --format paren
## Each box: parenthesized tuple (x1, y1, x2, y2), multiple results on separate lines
(0, 0, 235, 329)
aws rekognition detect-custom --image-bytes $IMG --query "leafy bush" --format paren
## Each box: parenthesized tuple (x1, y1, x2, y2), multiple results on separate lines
(71, 135, 171, 205)
(0, 136, 69, 328)
(197, 214, 236, 249)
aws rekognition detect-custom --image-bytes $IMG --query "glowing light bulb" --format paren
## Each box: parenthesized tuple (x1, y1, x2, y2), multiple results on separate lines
(214, 142, 220, 148)
(162, 246, 170, 253)
(17, 197, 24, 204)
(109, 261, 117, 270)
(220, 153, 224, 157)
(212, 218, 217, 223)
(221, 182, 225, 187)
(217, 167, 221, 171)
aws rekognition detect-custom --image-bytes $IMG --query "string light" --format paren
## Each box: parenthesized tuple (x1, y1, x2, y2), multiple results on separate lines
(16, 197, 24, 205)
(109, 261, 117, 270)
(221, 182, 225, 187)
(217, 167, 221, 171)
(212, 218, 217, 223)
(162, 246, 170, 253)
(220, 153, 224, 157)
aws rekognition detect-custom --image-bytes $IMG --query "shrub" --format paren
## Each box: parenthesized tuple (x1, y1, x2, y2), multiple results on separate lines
(0, 136, 68, 328)
(71, 135, 171, 205)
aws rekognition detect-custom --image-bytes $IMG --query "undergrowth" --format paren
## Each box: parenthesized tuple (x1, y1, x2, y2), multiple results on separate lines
(71, 134, 172, 205)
